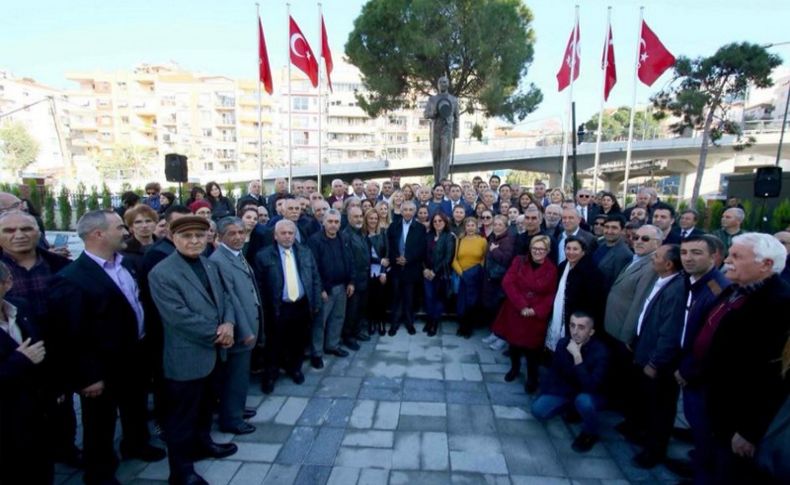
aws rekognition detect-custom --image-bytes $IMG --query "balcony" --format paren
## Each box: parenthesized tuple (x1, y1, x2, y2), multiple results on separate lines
(215, 95, 235, 109)
(215, 117, 236, 127)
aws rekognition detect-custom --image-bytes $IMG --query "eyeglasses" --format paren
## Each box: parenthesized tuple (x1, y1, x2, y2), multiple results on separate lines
(482, 216, 492, 220)
(530, 247, 548, 253)
(632, 235, 654, 242)
(578, 194, 591, 198)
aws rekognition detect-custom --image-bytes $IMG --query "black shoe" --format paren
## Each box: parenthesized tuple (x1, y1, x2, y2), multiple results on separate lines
(356, 332, 371, 342)
(388, 326, 399, 336)
(169, 471, 209, 485)
(243, 408, 257, 420)
(220, 422, 256, 435)
(310, 356, 325, 369)
(343, 339, 361, 351)
(504, 369, 519, 382)
(663, 457, 694, 478)
(422, 322, 430, 333)
(261, 378, 275, 394)
(290, 371, 305, 384)
(378, 322, 386, 336)
(406, 324, 416, 335)
(427, 323, 438, 337)
(571, 432, 599, 453)
(121, 443, 166, 462)
(326, 347, 349, 357)
(632, 450, 663, 469)
(194, 442, 238, 460)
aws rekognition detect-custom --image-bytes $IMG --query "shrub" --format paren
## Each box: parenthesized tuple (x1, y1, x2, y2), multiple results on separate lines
(87, 185, 100, 211)
(44, 188, 56, 230)
(771, 199, 790, 232)
(57, 186, 72, 230)
(75, 182, 87, 221)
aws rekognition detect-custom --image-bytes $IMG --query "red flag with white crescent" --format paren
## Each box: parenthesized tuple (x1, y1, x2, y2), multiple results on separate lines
(258, 16, 273, 95)
(602, 25, 616, 100)
(289, 16, 319, 87)
(321, 15, 333, 92)
(637, 20, 675, 86)
(556, 20, 580, 92)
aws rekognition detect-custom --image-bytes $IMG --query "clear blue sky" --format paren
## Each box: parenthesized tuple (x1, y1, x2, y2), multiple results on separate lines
(2, 0, 788, 126)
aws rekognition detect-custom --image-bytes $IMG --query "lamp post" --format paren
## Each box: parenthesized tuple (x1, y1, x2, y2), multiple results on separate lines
(763, 42, 790, 166)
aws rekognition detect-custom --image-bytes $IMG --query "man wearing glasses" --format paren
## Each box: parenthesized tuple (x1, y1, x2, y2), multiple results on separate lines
(603, 225, 661, 414)
(575, 189, 600, 226)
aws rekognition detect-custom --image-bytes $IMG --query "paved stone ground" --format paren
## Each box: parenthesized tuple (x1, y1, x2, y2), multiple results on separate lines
(55, 320, 690, 484)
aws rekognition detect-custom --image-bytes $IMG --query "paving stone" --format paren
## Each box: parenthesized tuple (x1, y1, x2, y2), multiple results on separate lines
(326, 466, 360, 485)
(480, 364, 510, 373)
(251, 396, 287, 423)
(358, 386, 403, 401)
(262, 464, 301, 484)
(277, 426, 317, 465)
(229, 463, 272, 485)
(342, 429, 394, 448)
(373, 401, 400, 430)
(304, 427, 346, 466)
(368, 361, 408, 378)
(421, 431, 449, 471)
(495, 417, 550, 438)
(137, 460, 169, 480)
(245, 395, 264, 408)
(350, 399, 376, 428)
(510, 476, 571, 485)
(500, 434, 565, 477)
(274, 397, 310, 425)
(324, 398, 355, 427)
(446, 390, 489, 405)
(400, 401, 447, 416)
(449, 451, 508, 475)
(445, 380, 486, 392)
(271, 383, 318, 398)
(390, 470, 452, 485)
(200, 460, 242, 485)
(293, 464, 331, 485)
(232, 442, 282, 462)
(450, 472, 511, 484)
(492, 405, 532, 420)
(297, 397, 334, 426)
(362, 376, 403, 389)
(403, 378, 444, 391)
(116, 460, 149, 482)
(316, 376, 363, 398)
(559, 456, 624, 480)
(334, 447, 393, 469)
(358, 468, 389, 484)
(405, 362, 445, 379)
(233, 423, 295, 443)
(392, 431, 420, 469)
(397, 415, 447, 432)
(447, 404, 497, 435)
(403, 387, 446, 402)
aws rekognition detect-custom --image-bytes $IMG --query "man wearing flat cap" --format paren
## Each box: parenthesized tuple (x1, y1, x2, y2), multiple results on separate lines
(149, 215, 238, 485)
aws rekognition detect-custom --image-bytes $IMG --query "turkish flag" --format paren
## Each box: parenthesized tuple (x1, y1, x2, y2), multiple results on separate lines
(637, 21, 675, 86)
(602, 25, 616, 100)
(289, 16, 318, 87)
(321, 15, 333, 92)
(258, 17, 273, 95)
(556, 21, 580, 92)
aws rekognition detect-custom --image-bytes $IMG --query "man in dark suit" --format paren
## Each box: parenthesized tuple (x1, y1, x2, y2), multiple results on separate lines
(149, 215, 238, 485)
(652, 204, 681, 245)
(49, 210, 165, 485)
(255, 220, 322, 392)
(386, 201, 426, 335)
(674, 209, 705, 241)
(575, 188, 600, 226)
(555, 207, 596, 265)
(629, 244, 686, 468)
(210, 217, 262, 435)
(0, 261, 53, 485)
(593, 215, 633, 293)
(447, 184, 472, 216)
(235, 180, 265, 213)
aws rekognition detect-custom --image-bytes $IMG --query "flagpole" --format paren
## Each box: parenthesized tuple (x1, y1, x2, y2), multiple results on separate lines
(623, 6, 643, 206)
(257, 3, 263, 188)
(317, 3, 323, 193)
(593, 7, 612, 194)
(561, 5, 579, 192)
(287, 3, 293, 192)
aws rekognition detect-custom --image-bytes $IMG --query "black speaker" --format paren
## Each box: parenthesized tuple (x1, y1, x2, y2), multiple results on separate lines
(165, 153, 188, 182)
(754, 166, 782, 198)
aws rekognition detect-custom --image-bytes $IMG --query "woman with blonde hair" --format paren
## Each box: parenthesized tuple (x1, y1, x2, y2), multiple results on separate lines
(375, 201, 391, 230)
(363, 208, 390, 335)
(452, 217, 487, 337)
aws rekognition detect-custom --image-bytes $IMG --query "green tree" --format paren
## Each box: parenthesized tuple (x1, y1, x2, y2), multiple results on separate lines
(101, 183, 112, 209)
(584, 107, 662, 141)
(57, 186, 72, 230)
(44, 188, 56, 230)
(771, 199, 790, 232)
(345, 0, 543, 123)
(75, 182, 88, 221)
(0, 121, 40, 173)
(651, 43, 781, 202)
(87, 185, 100, 211)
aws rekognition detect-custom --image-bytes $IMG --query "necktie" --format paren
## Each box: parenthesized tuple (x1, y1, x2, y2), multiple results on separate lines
(284, 249, 299, 302)
(681, 230, 688, 239)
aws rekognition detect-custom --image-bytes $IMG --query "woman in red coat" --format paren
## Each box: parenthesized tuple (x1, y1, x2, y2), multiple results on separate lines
(492, 235, 557, 393)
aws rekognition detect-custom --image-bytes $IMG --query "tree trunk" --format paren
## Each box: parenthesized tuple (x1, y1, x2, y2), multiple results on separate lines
(691, 107, 717, 202)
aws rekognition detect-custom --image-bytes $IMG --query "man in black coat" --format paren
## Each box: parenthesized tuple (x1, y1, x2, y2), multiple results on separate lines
(255, 220, 322, 392)
(702, 233, 790, 484)
(49, 210, 165, 485)
(386, 201, 426, 336)
(593, 215, 633, 293)
(629, 244, 686, 469)
(342, 206, 371, 347)
(0, 262, 52, 484)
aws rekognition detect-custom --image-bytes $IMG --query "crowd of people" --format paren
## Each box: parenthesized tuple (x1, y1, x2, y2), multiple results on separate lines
(0, 174, 789, 485)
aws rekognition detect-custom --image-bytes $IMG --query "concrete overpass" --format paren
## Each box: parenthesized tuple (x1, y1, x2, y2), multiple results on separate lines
(226, 131, 783, 193)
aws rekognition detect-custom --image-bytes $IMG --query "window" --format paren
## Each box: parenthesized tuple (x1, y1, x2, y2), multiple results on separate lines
(292, 97, 309, 111)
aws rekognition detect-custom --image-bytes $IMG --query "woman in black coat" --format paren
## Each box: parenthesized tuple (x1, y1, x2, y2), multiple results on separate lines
(422, 212, 456, 336)
(364, 208, 390, 336)
(205, 181, 235, 221)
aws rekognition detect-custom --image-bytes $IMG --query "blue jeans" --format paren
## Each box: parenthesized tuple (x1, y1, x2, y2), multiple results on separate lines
(423, 277, 445, 320)
(531, 393, 603, 435)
